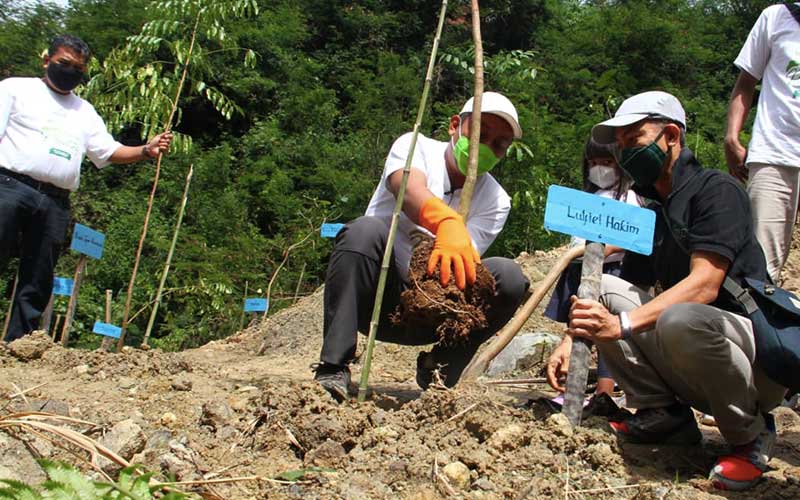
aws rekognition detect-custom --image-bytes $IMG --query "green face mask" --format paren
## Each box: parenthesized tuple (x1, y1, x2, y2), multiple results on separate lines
(619, 130, 667, 187)
(452, 129, 501, 176)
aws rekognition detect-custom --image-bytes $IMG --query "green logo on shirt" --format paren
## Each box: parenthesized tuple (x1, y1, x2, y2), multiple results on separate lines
(786, 60, 800, 98)
(49, 148, 72, 160)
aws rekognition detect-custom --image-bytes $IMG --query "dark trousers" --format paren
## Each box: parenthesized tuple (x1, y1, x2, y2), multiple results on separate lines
(321, 216, 529, 378)
(0, 174, 70, 341)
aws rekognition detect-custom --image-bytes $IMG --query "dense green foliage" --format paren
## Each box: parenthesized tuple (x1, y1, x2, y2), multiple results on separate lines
(0, 0, 775, 349)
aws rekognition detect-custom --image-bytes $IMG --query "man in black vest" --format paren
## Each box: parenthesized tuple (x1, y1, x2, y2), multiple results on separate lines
(546, 91, 785, 491)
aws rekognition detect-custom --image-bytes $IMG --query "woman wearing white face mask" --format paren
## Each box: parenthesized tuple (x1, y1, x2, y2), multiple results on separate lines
(544, 139, 644, 400)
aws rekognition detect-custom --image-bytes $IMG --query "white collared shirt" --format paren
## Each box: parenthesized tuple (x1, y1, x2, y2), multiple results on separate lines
(0, 77, 121, 191)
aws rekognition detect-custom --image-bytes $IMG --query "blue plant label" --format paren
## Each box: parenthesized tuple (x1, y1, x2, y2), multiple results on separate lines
(92, 321, 121, 339)
(544, 185, 655, 255)
(320, 223, 345, 239)
(70, 223, 105, 259)
(244, 298, 269, 312)
(52, 277, 74, 296)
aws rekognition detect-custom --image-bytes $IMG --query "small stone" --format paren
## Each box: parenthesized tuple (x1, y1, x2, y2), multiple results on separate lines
(486, 423, 525, 451)
(235, 385, 258, 393)
(200, 401, 233, 430)
(8, 331, 52, 361)
(216, 425, 238, 440)
(161, 412, 178, 426)
(159, 453, 197, 481)
(146, 430, 173, 450)
(171, 377, 192, 391)
(373, 425, 400, 441)
(442, 461, 470, 490)
(304, 439, 345, 467)
(546, 412, 573, 437)
(473, 477, 494, 491)
(121, 346, 133, 354)
(74, 364, 90, 375)
(98, 419, 146, 472)
(406, 487, 437, 500)
(28, 399, 70, 417)
(118, 377, 137, 390)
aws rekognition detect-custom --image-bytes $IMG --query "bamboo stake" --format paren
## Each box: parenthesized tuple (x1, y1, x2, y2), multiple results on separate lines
(1, 272, 18, 340)
(293, 262, 306, 303)
(562, 241, 605, 426)
(357, 0, 449, 402)
(238, 281, 249, 331)
(41, 293, 54, 334)
(142, 164, 194, 347)
(456, 0, 485, 219)
(117, 13, 201, 352)
(459, 245, 584, 382)
(52, 314, 62, 341)
(100, 289, 113, 350)
(60, 255, 88, 346)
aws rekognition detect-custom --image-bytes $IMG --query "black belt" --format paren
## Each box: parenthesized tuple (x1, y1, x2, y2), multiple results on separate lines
(0, 168, 71, 200)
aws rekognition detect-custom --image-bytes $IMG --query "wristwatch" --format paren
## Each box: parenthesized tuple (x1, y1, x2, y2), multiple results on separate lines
(618, 311, 633, 339)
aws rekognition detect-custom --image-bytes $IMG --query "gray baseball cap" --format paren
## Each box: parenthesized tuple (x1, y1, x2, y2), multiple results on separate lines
(591, 91, 686, 144)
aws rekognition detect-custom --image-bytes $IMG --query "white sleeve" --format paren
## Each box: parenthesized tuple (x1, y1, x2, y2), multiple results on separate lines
(734, 7, 772, 80)
(0, 80, 13, 139)
(465, 180, 510, 255)
(84, 106, 122, 168)
(382, 132, 428, 184)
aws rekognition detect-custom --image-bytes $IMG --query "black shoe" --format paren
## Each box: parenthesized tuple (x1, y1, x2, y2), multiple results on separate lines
(610, 403, 702, 445)
(312, 363, 351, 402)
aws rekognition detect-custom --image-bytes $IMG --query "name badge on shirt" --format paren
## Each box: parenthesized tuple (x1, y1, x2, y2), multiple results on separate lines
(49, 148, 72, 160)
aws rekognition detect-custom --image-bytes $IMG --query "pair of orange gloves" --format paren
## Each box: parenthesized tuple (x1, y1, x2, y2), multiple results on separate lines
(418, 197, 480, 290)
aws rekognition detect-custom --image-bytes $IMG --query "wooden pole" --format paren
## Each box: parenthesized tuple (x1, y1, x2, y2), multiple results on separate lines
(1, 272, 19, 340)
(52, 314, 62, 341)
(142, 164, 194, 347)
(60, 255, 88, 347)
(238, 281, 249, 331)
(459, 246, 584, 382)
(100, 289, 113, 350)
(562, 242, 605, 426)
(117, 13, 201, 352)
(357, 0, 449, 402)
(293, 263, 306, 303)
(457, 0, 485, 220)
(41, 293, 55, 334)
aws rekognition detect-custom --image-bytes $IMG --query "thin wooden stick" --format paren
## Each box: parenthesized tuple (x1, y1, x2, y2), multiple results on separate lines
(153, 476, 304, 487)
(41, 293, 54, 334)
(568, 483, 649, 495)
(293, 263, 306, 303)
(266, 227, 317, 316)
(445, 402, 478, 422)
(100, 289, 113, 350)
(8, 382, 48, 400)
(1, 272, 19, 340)
(239, 281, 249, 331)
(357, 0, 449, 402)
(61, 256, 88, 346)
(117, 12, 201, 352)
(457, 0, 485, 219)
(484, 377, 547, 385)
(143, 164, 194, 347)
(459, 245, 585, 382)
(52, 314, 62, 341)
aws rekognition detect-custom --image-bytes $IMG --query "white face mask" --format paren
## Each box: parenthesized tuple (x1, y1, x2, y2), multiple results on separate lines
(588, 165, 619, 189)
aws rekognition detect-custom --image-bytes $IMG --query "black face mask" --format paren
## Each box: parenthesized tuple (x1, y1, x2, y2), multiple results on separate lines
(46, 61, 85, 92)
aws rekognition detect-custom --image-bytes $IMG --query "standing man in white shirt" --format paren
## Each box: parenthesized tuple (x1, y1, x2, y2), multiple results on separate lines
(0, 34, 173, 341)
(726, 3, 800, 283)
(313, 92, 529, 401)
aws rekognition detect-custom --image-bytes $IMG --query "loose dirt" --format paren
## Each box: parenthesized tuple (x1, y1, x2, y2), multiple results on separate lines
(0, 244, 799, 499)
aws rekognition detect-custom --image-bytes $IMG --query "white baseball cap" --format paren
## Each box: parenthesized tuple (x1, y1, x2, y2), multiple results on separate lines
(591, 91, 686, 144)
(460, 91, 523, 139)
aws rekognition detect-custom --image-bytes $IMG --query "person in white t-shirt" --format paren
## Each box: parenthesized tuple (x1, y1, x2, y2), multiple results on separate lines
(313, 92, 529, 401)
(726, 3, 800, 283)
(0, 34, 173, 341)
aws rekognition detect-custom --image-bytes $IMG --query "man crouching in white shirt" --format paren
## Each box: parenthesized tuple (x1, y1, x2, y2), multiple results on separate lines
(0, 34, 172, 341)
(312, 92, 529, 401)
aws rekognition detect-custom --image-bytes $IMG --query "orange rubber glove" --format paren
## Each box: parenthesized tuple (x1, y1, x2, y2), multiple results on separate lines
(418, 197, 481, 290)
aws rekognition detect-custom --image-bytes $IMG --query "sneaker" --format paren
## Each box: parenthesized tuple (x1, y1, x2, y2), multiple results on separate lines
(609, 403, 702, 445)
(709, 413, 776, 491)
(312, 363, 351, 402)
